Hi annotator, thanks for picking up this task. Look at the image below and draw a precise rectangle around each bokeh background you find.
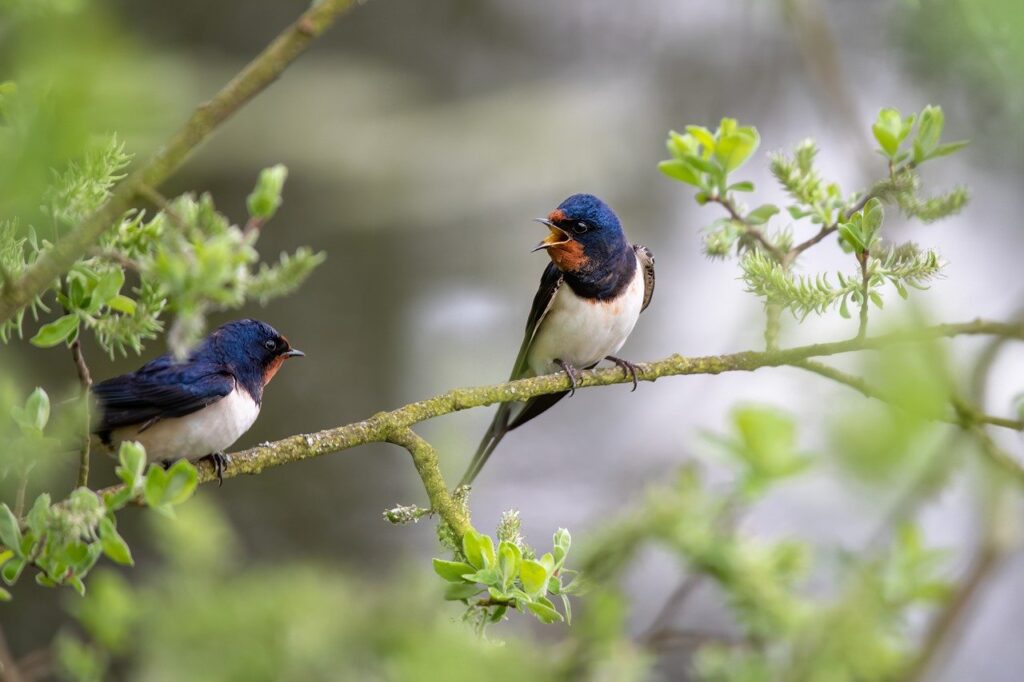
[3,0,1023,679]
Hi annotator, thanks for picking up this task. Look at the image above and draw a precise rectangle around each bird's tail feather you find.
[459,402,513,487]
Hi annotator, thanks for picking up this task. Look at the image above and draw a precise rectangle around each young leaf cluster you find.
[433,524,581,629]
[660,105,967,333]
[582,407,954,681]
[0,425,197,601]
[0,132,325,357]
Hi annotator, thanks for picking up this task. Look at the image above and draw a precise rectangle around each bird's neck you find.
[562,246,636,301]
[226,361,266,406]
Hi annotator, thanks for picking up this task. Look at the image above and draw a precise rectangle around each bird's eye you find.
[264,339,277,351]
[573,221,589,234]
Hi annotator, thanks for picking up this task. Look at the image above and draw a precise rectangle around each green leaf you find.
[99,517,134,566]
[90,269,125,311]
[462,530,488,570]
[30,314,79,347]
[162,460,198,505]
[728,181,755,192]
[926,140,968,160]
[106,294,137,315]
[914,105,944,163]
[497,541,522,590]
[746,204,779,226]
[526,600,563,624]
[25,387,50,432]
[116,441,147,490]
[2,558,24,585]
[553,528,571,568]
[432,559,475,583]
[685,125,716,152]
[714,126,760,174]
[658,159,702,187]
[0,504,21,553]
[871,108,904,157]
[0,587,9,601]
[246,164,289,220]
[461,568,500,586]
[519,559,549,597]
[838,223,866,253]
[143,466,168,508]
[862,197,884,238]
[443,582,482,601]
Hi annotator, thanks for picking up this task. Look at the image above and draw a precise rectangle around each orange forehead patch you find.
[547,209,567,223]
[547,239,589,272]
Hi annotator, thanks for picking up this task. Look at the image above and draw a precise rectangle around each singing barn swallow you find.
[459,193,654,486]
[91,319,304,484]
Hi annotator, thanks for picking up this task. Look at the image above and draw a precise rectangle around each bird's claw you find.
[554,358,580,397]
[606,355,641,391]
[203,452,229,487]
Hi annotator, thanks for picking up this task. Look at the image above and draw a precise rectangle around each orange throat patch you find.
[262,355,287,386]
[547,239,589,272]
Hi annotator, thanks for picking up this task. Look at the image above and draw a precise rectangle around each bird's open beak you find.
[283,348,305,358]
[531,218,571,252]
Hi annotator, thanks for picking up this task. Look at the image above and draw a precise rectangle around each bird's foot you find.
[554,358,581,396]
[606,355,641,392]
[201,452,229,487]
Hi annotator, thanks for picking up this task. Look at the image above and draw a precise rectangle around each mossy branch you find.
[89,318,1024,538]
[0,0,360,324]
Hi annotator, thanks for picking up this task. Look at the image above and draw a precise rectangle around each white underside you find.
[109,386,260,462]
[526,256,644,376]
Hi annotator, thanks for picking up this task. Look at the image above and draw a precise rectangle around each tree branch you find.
[90,319,1024,522]
[71,339,93,488]
[0,0,361,324]
[386,426,471,538]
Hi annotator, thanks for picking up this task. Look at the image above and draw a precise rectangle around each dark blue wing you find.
[92,354,234,435]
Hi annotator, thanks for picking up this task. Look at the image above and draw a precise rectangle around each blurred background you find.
[2,0,1023,679]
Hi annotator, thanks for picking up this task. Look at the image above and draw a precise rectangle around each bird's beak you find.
[531,218,571,252]
[283,348,305,358]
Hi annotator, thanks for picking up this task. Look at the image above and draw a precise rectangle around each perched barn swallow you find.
[91,319,304,483]
[459,193,654,486]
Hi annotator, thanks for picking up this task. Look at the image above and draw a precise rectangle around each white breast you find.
[110,386,260,462]
[526,256,645,376]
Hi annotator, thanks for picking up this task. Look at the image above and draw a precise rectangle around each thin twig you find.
[856,251,870,339]
[0,0,362,324]
[710,196,787,263]
[71,339,93,488]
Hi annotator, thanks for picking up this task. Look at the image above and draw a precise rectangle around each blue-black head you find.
[533,194,630,274]
[202,319,304,386]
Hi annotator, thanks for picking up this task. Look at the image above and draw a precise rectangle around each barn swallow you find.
[91,319,304,484]
[459,193,655,486]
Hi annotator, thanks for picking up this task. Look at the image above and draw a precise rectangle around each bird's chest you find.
[112,387,260,462]
[526,264,644,376]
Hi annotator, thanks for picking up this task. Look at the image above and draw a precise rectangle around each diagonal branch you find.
[0,0,361,324]
[386,427,471,538]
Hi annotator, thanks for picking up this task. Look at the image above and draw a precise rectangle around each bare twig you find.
[0,0,362,324]
[385,426,471,538]
[13,470,29,519]
[71,339,93,488]
[856,251,870,339]
[710,195,787,263]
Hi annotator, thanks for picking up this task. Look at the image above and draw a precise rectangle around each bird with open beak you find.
[460,193,655,486]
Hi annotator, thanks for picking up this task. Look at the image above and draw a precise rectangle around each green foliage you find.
[581,410,955,682]
[433,522,582,630]
[661,106,963,330]
[0,141,324,356]
[659,118,760,200]
[56,499,643,682]
[0,435,196,600]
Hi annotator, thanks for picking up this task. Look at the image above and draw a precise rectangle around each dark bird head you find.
[533,194,629,274]
[205,319,304,387]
